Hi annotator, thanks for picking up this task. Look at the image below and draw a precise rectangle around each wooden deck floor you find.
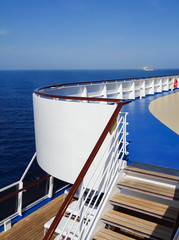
[0,194,65,240]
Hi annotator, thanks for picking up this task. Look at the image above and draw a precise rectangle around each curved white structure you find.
[33,75,179,183]
[33,96,116,184]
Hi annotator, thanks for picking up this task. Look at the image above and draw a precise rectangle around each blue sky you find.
[0,0,179,70]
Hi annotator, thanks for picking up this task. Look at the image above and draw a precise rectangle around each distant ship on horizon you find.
[143,66,153,71]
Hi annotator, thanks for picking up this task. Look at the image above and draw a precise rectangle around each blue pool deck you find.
[122,89,179,170]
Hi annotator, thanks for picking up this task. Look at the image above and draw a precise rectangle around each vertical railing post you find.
[123,114,127,155]
[131,81,135,99]
[48,176,54,198]
[17,181,23,216]
[171,78,174,92]
[166,77,169,91]
[140,88,142,99]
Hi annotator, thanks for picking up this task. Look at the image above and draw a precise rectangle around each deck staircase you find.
[93,163,179,240]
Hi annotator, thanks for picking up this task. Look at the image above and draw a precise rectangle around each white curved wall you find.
[33,94,116,184]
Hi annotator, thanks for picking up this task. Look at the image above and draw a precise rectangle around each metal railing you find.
[34,75,178,102]
[43,103,128,240]
[0,153,69,231]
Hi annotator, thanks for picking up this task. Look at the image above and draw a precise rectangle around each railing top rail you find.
[33,92,123,103]
[43,101,129,240]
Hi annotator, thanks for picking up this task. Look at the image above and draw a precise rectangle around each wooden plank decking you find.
[94,228,136,240]
[124,166,179,182]
[101,210,173,240]
[95,164,179,240]
[118,177,179,200]
[110,192,178,222]
[0,194,64,240]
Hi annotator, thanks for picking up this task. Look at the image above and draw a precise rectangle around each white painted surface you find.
[33,94,116,183]
[4,219,11,232]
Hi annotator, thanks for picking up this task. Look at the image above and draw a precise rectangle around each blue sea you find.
[1,69,179,188]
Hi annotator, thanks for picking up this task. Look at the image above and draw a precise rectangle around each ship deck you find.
[122,89,179,169]
[1,89,179,239]
[0,194,64,240]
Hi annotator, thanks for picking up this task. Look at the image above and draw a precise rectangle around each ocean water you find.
[1,69,179,188]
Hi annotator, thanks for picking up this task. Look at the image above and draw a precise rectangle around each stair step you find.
[110,192,178,222]
[93,228,136,240]
[118,177,179,200]
[102,210,173,240]
[125,163,179,183]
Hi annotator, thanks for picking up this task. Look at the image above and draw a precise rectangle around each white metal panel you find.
[33,94,116,184]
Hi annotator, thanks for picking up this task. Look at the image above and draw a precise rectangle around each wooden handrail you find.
[34,91,122,103]
[0,174,51,203]
[43,102,127,240]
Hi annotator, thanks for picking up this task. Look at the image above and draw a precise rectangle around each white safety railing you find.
[52,112,128,240]
[37,75,179,101]
[0,153,69,231]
